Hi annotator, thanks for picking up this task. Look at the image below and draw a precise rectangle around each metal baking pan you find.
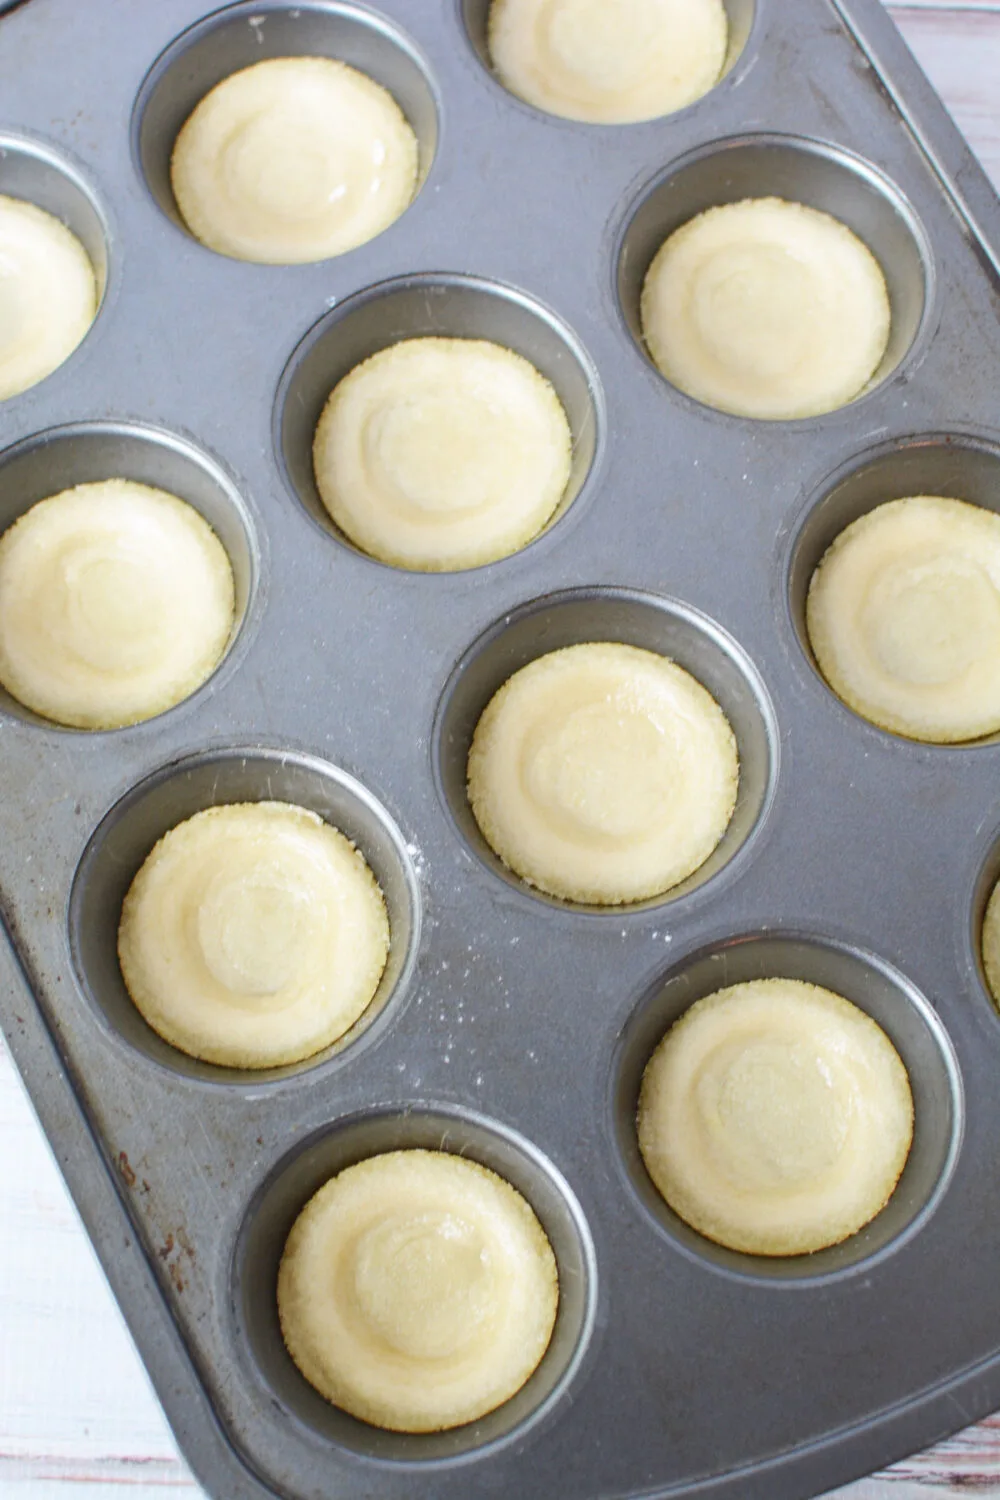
[1,1,1000,1496]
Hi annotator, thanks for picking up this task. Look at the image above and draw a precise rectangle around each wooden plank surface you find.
[890,4,1000,189]
[3,4,1000,1498]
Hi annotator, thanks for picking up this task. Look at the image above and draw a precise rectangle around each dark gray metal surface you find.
[1,1,1000,1497]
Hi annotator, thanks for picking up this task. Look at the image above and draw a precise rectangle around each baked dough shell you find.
[278,1149,558,1431]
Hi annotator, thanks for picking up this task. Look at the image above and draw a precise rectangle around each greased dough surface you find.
[640,197,891,420]
[119,802,389,1069]
[0,480,234,729]
[278,1149,558,1431]
[982,879,1000,1008]
[638,978,914,1256]
[313,338,572,571]
[807,495,1000,743]
[468,642,738,904]
[0,194,96,399]
[171,57,418,264]
[488,0,727,123]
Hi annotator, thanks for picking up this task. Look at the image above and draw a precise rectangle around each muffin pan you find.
[1,1,1000,1497]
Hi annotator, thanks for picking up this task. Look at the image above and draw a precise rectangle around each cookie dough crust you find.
[488,0,728,123]
[640,197,890,420]
[468,641,738,904]
[638,978,914,1256]
[0,479,234,729]
[313,337,572,571]
[278,1149,558,1431]
[0,194,96,399]
[171,57,418,263]
[807,495,1000,743]
[118,802,389,1068]
[983,878,1000,1009]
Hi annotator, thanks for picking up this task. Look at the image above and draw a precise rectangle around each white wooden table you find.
[3,5,1000,1498]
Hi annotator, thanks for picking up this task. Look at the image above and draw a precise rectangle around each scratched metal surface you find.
[1,2,1000,1499]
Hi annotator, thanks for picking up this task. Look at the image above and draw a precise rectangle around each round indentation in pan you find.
[233,1105,596,1460]
[787,430,1000,746]
[611,931,963,1283]
[0,421,257,729]
[70,748,420,1084]
[434,586,777,912]
[0,132,110,393]
[275,272,602,565]
[617,134,932,417]
[460,0,757,117]
[133,0,439,243]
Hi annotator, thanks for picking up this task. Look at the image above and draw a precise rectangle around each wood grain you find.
[3,5,1000,1498]
[0,1034,199,1495]
[890,5,1000,190]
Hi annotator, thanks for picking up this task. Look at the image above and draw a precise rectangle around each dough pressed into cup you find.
[0,479,234,729]
[640,197,890,420]
[807,495,1000,743]
[488,0,728,124]
[171,57,418,264]
[313,337,572,571]
[983,879,1000,1008]
[638,978,914,1256]
[467,641,738,904]
[277,1148,558,1432]
[0,194,96,399]
[118,802,389,1068]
